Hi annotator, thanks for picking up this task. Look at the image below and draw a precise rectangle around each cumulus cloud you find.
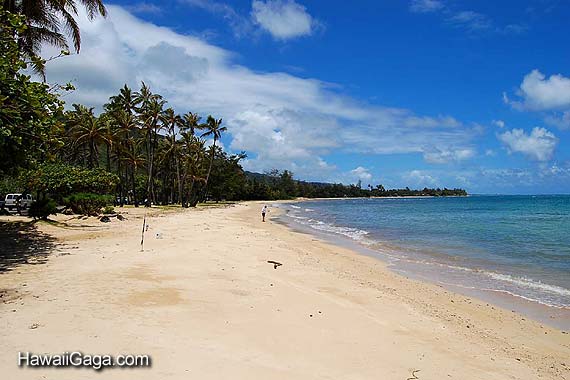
[497,127,558,161]
[505,70,570,111]
[350,167,373,182]
[504,70,570,131]
[403,170,438,187]
[251,0,317,40]
[41,5,477,181]
[409,0,444,13]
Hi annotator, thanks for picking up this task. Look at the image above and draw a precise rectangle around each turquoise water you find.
[280,195,570,309]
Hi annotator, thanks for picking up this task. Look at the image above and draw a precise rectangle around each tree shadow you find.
[0,221,57,273]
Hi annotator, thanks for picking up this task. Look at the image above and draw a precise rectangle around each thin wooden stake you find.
[140,214,146,252]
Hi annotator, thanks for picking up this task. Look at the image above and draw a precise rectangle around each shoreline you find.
[1,203,569,379]
[275,198,570,330]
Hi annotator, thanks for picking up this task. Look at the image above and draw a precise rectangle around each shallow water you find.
[277,196,570,323]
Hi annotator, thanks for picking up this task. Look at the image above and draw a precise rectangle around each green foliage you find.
[28,198,57,220]
[0,176,22,196]
[240,170,468,199]
[102,205,115,214]
[23,163,119,197]
[0,10,65,176]
[63,193,113,216]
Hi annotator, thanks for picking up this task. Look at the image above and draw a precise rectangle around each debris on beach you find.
[267,260,282,269]
[99,214,126,223]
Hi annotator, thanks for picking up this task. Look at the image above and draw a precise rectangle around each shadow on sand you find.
[0,221,57,273]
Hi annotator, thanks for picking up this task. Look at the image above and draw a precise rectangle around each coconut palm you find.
[4,0,107,72]
[179,132,206,207]
[120,140,145,207]
[160,108,183,203]
[200,116,226,199]
[137,93,165,206]
[181,112,202,136]
[108,85,139,115]
[67,104,108,168]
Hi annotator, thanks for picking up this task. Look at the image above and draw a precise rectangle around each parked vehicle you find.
[4,194,33,212]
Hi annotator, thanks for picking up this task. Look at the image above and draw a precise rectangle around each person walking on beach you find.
[261,205,269,222]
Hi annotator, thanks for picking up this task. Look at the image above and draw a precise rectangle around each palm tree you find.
[109,85,139,115]
[160,108,183,204]
[103,95,139,206]
[4,0,107,73]
[120,139,145,207]
[200,116,226,200]
[67,104,108,168]
[137,88,165,207]
[182,112,202,136]
[180,132,206,207]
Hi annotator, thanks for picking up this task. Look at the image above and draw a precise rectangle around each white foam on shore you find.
[282,203,570,309]
[396,258,570,308]
[284,209,370,242]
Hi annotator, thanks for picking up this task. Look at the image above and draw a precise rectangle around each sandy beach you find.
[0,202,569,379]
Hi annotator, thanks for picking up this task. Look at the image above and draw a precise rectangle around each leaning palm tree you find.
[4,0,107,72]
[200,116,226,200]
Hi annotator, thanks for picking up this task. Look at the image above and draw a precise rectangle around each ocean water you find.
[279,196,570,311]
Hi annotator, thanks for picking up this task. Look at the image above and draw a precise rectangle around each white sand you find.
[0,202,568,379]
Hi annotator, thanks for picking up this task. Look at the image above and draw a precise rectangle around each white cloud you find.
[446,11,492,31]
[503,69,570,111]
[42,5,478,181]
[182,0,253,38]
[545,111,570,130]
[492,119,505,128]
[506,70,570,111]
[350,167,372,182]
[403,170,438,187]
[497,127,558,161]
[423,147,475,164]
[409,0,444,13]
[251,0,317,40]
[126,2,162,14]
[505,70,570,131]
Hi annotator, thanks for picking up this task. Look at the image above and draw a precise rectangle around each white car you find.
[4,194,33,212]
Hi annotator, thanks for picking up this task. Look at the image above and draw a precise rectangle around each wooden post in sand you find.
[141,214,146,251]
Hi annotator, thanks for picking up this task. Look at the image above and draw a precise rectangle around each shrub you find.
[28,198,57,220]
[63,193,113,216]
[102,205,115,215]
[22,163,119,197]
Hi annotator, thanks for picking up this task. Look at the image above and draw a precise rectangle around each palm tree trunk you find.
[176,157,182,205]
[106,143,111,172]
[131,165,138,207]
[201,139,216,201]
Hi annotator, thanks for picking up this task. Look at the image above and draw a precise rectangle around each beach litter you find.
[267,260,282,269]
[407,369,420,380]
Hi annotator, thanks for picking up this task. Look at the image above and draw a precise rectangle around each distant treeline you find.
[239,170,467,200]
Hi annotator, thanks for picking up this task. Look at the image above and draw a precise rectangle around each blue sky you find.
[43,0,570,193]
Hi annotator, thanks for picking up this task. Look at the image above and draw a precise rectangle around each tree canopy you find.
[0,6,466,217]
